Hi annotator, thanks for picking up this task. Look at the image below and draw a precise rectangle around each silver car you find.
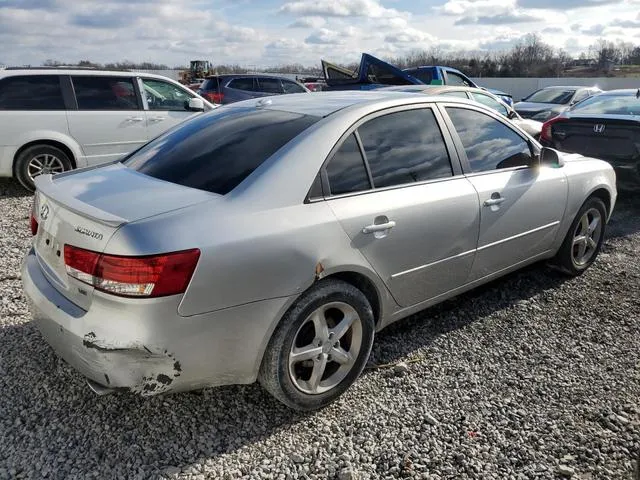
[22,91,617,411]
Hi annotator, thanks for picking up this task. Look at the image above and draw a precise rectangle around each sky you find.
[1,0,639,68]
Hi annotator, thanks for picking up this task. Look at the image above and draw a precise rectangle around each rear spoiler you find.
[35,174,127,227]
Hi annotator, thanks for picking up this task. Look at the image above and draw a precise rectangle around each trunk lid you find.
[32,163,216,310]
[551,115,640,163]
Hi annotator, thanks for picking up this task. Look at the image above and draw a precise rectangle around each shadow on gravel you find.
[0,178,31,198]
[606,194,640,239]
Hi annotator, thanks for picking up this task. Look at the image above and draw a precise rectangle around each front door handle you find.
[484,193,506,207]
[149,116,165,122]
[126,117,144,122]
[362,220,396,234]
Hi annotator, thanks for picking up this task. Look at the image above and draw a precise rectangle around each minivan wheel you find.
[551,196,607,276]
[259,279,375,411]
[15,145,72,192]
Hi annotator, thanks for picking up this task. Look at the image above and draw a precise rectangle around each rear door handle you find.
[149,116,165,122]
[362,221,396,234]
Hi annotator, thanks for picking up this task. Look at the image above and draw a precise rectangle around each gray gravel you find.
[1,177,639,480]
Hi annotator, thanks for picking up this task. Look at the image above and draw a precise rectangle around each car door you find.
[139,77,202,140]
[324,106,480,308]
[67,75,148,166]
[440,104,568,281]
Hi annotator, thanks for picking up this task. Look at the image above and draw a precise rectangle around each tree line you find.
[39,34,640,78]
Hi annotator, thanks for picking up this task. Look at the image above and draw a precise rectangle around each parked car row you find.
[23,89,617,410]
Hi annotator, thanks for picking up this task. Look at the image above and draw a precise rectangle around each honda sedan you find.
[22,91,616,411]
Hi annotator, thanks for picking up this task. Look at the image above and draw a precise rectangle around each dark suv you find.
[198,74,310,104]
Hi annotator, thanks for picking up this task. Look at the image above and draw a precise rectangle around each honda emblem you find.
[593,124,606,133]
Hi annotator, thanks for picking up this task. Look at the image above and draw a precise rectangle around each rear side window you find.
[446,107,532,172]
[228,78,256,91]
[258,78,283,94]
[0,75,65,110]
[123,109,320,195]
[72,76,138,110]
[446,72,472,87]
[200,78,221,92]
[357,109,453,188]
[470,92,509,116]
[326,134,371,195]
[282,80,306,94]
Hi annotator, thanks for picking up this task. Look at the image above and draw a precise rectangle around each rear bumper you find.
[21,247,294,395]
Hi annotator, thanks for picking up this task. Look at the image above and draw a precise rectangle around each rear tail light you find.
[30,198,38,236]
[540,116,566,143]
[203,92,224,104]
[63,245,200,298]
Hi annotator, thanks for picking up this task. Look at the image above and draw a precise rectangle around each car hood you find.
[514,101,565,112]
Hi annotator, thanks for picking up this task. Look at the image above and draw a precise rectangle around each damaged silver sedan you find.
[22,91,617,411]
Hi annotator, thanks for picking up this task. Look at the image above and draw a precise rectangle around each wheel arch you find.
[12,137,80,176]
[588,187,612,221]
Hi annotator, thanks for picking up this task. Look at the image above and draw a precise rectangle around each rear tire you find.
[258,279,375,411]
[551,196,607,276]
[15,145,72,192]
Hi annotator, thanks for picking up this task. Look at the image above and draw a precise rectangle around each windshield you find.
[570,93,640,116]
[123,108,320,195]
[524,89,576,104]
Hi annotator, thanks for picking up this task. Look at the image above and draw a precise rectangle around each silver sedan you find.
[22,91,617,411]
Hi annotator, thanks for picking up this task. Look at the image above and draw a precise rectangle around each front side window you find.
[258,78,283,94]
[471,92,509,117]
[358,109,453,188]
[123,109,320,195]
[446,107,532,172]
[0,75,65,110]
[326,134,371,195]
[142,78,193,111]
[72,76,138,110]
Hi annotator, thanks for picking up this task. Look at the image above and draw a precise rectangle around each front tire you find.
[259,279,375,411]
[15,145,72,192]
[552,196,607,276]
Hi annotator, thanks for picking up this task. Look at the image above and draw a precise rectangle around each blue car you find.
[321,53,513,105]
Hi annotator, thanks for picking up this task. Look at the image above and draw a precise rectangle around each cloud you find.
[279,0,407,19]
[541,27,566,33]
[305,28,345,45]
[288,16,326,28]
[455,12,542,25]
[610,18,640,28]
[517,0,614,8]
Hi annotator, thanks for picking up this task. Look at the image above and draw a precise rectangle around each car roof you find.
[380,85,484,95]
[0,68,181,82]
[594,88,640,96]
[226,90,477,118]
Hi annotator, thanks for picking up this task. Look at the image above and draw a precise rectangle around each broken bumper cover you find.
[21,248,294,396]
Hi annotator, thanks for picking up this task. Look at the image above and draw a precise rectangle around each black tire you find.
[258,278,375,411]
[14,144,73,192]
[551,196,607,276]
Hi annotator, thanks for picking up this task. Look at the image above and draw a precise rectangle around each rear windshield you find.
[122,108,320,195]
[524,89,575,104]
[404,69,434,84]
[570,93,640,116]
[199,78,222,92]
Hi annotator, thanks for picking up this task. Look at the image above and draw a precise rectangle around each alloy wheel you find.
[572,207,603,266]
[28,153,65,180]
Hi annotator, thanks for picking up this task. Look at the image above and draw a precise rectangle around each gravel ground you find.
[1,177,639,480]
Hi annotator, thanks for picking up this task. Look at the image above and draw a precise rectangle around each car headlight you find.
[531,110,559,121]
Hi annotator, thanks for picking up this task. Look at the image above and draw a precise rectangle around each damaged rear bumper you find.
[21,248,294,396]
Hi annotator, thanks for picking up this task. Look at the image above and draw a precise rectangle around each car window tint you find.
[282,80,306,94]
[357,109,453,188]
[258,78,283,94]
[446,107,532,172]
[326,134,371,195]
[446,72,471,87]
[123,109,320,195]
[470,92,508,116]
[228,78,255,91]
[142,78,192,111]
[0,75,65,110]
[72,76,138,110]
[440,91,469,98]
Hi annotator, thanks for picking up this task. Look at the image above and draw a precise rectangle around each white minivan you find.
[0,68,216,190]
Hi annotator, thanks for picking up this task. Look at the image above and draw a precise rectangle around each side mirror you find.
[187,97,205,112]
[507,110,517,119]
[539,147,565,168]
